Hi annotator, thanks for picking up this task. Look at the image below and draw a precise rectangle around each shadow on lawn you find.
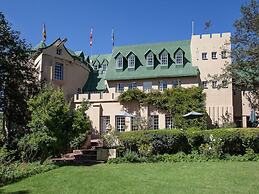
[0,189,30,194]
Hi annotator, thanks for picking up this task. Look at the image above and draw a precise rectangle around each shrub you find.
[0,161,58,186]
[117,128,259,158]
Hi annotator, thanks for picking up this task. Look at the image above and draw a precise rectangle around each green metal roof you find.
[32,41,47,51]
[105,40,199,81]
[83,54,112,92]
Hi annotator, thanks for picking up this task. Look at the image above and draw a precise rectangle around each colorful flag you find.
[90,28,93,47]
[112,28,115,48]
[42,24,46,41]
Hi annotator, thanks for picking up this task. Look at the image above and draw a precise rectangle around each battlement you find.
[192,32,231,40]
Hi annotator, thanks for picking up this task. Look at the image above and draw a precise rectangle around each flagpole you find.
[90,28,93,58]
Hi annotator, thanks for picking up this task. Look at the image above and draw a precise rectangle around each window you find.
[175,51,183,64]
[202,81,208,89]
[101,116,110,134]
[128,55,135,68]
[143,82,152,92]
[116,116,125,132]
[172,80,181,88]
[116,83,124,93]
[102,63,107,72]
[221,51,227,59]
[165,115,173,129]
[116,56,123,69]
[202,52,208,60]
[222,80,228,88]
[212,81,218,88]
[56,48,62,55]
[146,53,154,66]
[212,52,217,59]
[149,115,159,130]
[54,63,63,80]
[159,80,167,91]
[94,65,98,71]
[161,53,168,65]
[131,117,138,131]
[128,82,137,90]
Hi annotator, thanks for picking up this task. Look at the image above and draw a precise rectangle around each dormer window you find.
[128,54,135,69]
[116,55,123,69]
[146,53,154,67]
[102,63,107,72]
[161,53,168,65]
[175,51,183,64]
[56,48,62,55]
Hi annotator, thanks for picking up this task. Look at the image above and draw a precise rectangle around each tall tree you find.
[0,12,39,148]
[228,0,259,107]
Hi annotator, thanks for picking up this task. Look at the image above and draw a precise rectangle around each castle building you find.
[33,32,253,133]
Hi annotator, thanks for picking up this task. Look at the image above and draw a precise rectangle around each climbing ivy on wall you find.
[118,87,207,129]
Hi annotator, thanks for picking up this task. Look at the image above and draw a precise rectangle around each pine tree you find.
[0,12,39,148]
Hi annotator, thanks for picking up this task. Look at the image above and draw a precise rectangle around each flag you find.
[112,28,115,48]
[204,20,212,30]
[90,28,93,47]
[42,24,46,41]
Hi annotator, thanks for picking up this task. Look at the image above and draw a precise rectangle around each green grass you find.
[1,162,259,194]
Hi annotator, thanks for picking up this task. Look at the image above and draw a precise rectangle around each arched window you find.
[175,50,183,64]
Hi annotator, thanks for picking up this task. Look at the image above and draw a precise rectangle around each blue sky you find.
[1,0,247,55]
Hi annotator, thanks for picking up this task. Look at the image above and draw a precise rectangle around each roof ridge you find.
[114,39,190,49]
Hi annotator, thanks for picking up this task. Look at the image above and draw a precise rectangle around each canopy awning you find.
[116,111,135,117]
[183,111,203,118]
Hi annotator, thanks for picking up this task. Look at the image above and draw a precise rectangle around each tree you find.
[19,86,90,162]
[0,12,39,148]
[219,0,259,107]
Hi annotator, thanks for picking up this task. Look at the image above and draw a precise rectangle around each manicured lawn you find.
[1,162,259,194]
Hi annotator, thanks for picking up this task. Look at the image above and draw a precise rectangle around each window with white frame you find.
[172,80,181,88]
[128,54,135,68]
[165,115,173,129]
[212,81,218,88]
[116,83,124,93]
[175,51,183,64]
[149,115,159,130]
[116,116,125,132]
[221,51,227,59]
[102,63,107,72]
[202,81,208,89]
[143,81,152,92]
[202,52,208,60]
[131,117,138,131]
[116,55,123,69]
[161,52,168,65]
[100,116,110,134]
[128,82,137,90]
[159,80,167,91]
[146,53,154,66]
[212,52,217,59]
[54,63,64,80]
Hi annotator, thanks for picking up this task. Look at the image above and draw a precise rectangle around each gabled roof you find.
[173,47,185,57]
[84,54,112,92]
[126,51,136,58]
[158,48,169,57]
[144,49,154,57]
[105,40,199,81]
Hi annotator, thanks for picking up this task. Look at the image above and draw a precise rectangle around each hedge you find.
[117,128,259,158]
